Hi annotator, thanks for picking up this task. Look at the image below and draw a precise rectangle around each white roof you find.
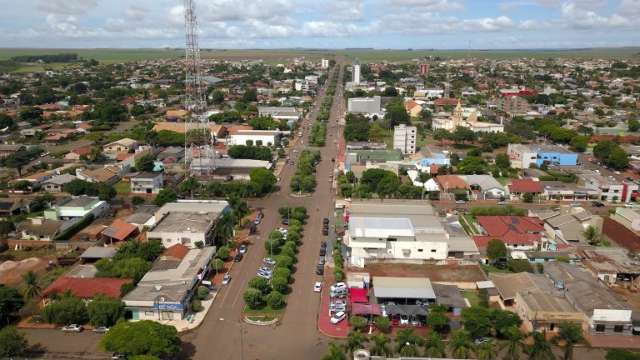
[349,217,414,238]
[373,277,436,299]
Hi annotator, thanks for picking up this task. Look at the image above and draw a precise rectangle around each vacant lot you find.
[361,263,487,282]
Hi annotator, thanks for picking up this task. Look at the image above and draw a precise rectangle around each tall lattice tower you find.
[184,0,214,176]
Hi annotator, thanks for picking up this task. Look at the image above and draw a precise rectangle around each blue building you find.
[535,145,578,167]
[417,153,451,168]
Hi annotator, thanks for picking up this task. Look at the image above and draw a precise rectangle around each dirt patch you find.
[0,257,49,286]
[359,263,487,283]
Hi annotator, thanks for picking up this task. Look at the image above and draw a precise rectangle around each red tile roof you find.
[509,179,543,193]
[476,216,543,245]
[435,175,468,191]
[102,220,138,242]
[434,98,459,106]
[42,277,130,299]
[163,244,190,260]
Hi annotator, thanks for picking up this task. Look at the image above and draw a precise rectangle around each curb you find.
[243,316,279,326]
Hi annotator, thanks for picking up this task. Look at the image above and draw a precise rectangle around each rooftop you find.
[42,277,130,299]
[373,276,436,299]
[151,212,215,234]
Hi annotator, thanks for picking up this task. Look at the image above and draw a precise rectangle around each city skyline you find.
[0,0,639,49]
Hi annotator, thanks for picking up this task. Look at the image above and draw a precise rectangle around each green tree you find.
[628,119,640,132]
[570,135,589,152]
[243,288,265,309]
[461,306,492,339]
[384,99,410,128]
[248,277,272,295]
[210,258,225,275]
[486,239,507,262]
[265,291,285,309]
[211,90,225,104]
[457,156,488,174]
[41,294,88,325]
[583,225,600,245]
[21,271,41,300]
[554,322,583,360]
[523,192,534,203]
[503,326,525,360]
[135,154,155,172]
[375,316,391,333]
[154,189,177,206]
[370,334,393,357]
[250,168,277,195]
[0,286,24,326]
[423,331,446,358]
[179,177,200,198]
[593,140,618,161]
[495,153,511,169]
[271,275,290,294]
[0,326,28,358]
[427,305,449,333]
[98,184,116,201]
[87,295,124,327]
[606,349,640,360]
[527,332,555,360]
[350,315,368,332]
[101,320,181,358]
[475,339,498,360]
[345,331,367,355]
[322,341,346,360]
[396,328,421,357]
[608,147,629,170]
[449,329,473,359]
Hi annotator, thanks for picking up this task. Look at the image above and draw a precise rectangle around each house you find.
[0,144,24,159]
[541,181,598,202]
[101,219,139,243]
[490,272,556,307]
[508,179,543,200]
[103,138,139,158]
[123,245,215,321]
[580,248,640,286]
[432,283,467,315]
[130,172,164,194]
[148,200,229,248]
[64,145,92,162]
[474,216,545,251]
[515,289,585,333]
[80,246,117,263]
[16,171,53,188]
[344,200,477,267]
[404,100,423,118]
[44,196,108,221]
[434,175,469,199]
[462,175,506,200]
[76,165,122,185]
[42,174,77,193]
[507,144,578,169]
[16,218,63,241]
[165,109,189,121]
[0,198,30,218]
[41,277,130,304]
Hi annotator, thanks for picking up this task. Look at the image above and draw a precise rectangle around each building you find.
[347,96,381,115]
[474,216,545,251]
[345,200,477,267]
[123,245,215,321]
[353,63,361,85]
[578,172,638,203]
[17,218,63,241]
[533,207,601,244]
[189,158,272,181]
[419,63,429,76]
[321,59,329,69]
[515,290,585,333]
[41,277,130,304]
[257,106,301,127]
[76,165,122,185]
[508,179,544,200]
[507,144,578,169]
[462,175,506,200]
[131,172,164,194]
[42,174,77,193]
[103,138,139,158]
[227,130,287,147]
[148,200,229,248]
[44,196,108,221]
[499,96,530,115]
[101,219,139,243]
[432,100,503,133]
[393,124,417,155]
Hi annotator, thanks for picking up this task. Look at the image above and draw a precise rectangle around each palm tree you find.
[503,326,525,360]
[476,339,498,360]
[554,322,583,360]
[322,341,346,360]
[527,332,555,360]
[424,332,446,358]
[370,334,393,357]
[346,331,367,356]
[396,328,421,357]
[22,271,41,299]
[449,329,474,359]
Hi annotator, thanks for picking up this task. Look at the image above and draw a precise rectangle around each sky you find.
[0,0,639,49]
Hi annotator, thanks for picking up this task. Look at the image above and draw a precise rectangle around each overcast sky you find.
[0,0,639,49]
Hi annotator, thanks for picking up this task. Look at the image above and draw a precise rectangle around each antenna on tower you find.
[184,0,214,177]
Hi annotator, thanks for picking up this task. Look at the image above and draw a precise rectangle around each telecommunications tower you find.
[184,0,214,176]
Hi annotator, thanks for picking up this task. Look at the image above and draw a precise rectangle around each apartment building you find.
[393,124,417,155]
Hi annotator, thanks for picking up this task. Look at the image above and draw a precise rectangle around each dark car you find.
[319,248,326,257]
[282,218,289,225]
[320,241,327,249]
[323,218,330,225]
[322,228,329,236]
[591,201,605,207]
[316,265,324,275]
[234,253,243,262]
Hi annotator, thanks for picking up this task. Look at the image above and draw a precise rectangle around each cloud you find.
[389,0,463,11]
[561,1,633,28]
[326,0,364,20]
[619,0,640,15]
[125,5,146,20]
[38,0,98,15]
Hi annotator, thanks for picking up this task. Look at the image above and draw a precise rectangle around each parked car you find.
[282,218,289,225]
[592,201,605,207]
[93,326,109,333]
[322,228,329,236]
[314,282,322,292]
[222,274,231,285]
[263,257,276,266]
[112,353,126,360]
[234,253,243,262]
[62,324,83,332]
[455,200,466,204]
[320,241,327,249]
[318,259,326,266]
[331,282,347,292]
[319,248,326,257]
[316,265,324,276]
[239,244,247,254]
[330,311,346,324]
[323,218,330,225]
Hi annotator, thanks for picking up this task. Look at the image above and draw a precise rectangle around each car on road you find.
[263,257,276,266]
[234,253,243,262]
[93,326,110,333]
[61,324,83,332]
[222,273,231,285]
[316,264,324,275]
[320,241,327,249]
[322,228,329,236]
[591,201,605,207]
[314,282,322,292]
[323,218,330,225]
[319,248,326,257]
[330,311,346,324]
[318,259,326,266]
[455,200,466,204]
[239,244,247,254]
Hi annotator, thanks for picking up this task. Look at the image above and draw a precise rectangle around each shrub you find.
[265,291,286,309]
[196,286,209,300]
[334,268,345,282]
[350,315,368,332]
[243,288,265,310]
[216,246,231,261]
[375,316,391,333]
[248,277,272,295]
[271,275,290,294]
[274,255,294,270]
[191,299,202,312]
[273,267,291,282]
[41,295,88,325]
[87,295,124,327]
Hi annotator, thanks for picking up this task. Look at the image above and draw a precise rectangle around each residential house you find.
[76,165,122,185]
[0,198,31,218]
[42,174,77,193]
[463,175,506,200]
[532,207,601,245]
[508,179,543,200]
[44,196,108,221]
[64,145,92,162]
[580,248,640,286]
[0,144,24,159]
[130,172,164,194]
[17,218,63,241]
[474,216,545,251]
[404,100,423,118]
[101,219,139,243]
[434,175,469,200]
[103,138,139,158]
[41,277,130,305]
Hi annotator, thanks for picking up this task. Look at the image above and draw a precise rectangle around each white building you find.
[44,196,108,221]
[130,172,164,194]
[393,124,417,155]
[345,200,478,267]
[227,130,288,147]
[353,63,361,85]
[507,143,538,169]
[347,96,381,115]
[321,59,329,69]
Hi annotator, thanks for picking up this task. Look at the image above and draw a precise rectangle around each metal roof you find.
[373,276,435,299]
[349,217,414,239]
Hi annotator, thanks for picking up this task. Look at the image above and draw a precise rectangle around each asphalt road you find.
[181,64,345,360]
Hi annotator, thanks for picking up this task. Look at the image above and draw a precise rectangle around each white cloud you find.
[326,0,364,21]
[38,0,98,15]
[619,0,640,15]
[561,1,633,28]
[125,5,146,20]
[389,0,463,11]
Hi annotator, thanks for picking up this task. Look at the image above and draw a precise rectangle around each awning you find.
[384,303,428,316]
[352,303,382,316]
[350,288,368,304]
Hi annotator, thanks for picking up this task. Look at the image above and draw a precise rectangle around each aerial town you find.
[2,2,640,360]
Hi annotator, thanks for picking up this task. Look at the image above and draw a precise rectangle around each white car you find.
[330,311,346,324]
[222,273,231,285]
[314,282,322,292]
[61,324,83,332]
[330,282,347,293]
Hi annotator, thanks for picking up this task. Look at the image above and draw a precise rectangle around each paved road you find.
[181,64,346,360]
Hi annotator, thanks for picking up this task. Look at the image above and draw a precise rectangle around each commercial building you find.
[130,172,164,194]
[432,100,503,133]
[44,196,108,221]
[321,58,329,69]
[507,144,578,169]
[189,158,272,181]
[257,106,302,127]
[344,200,477,267]
[393,124,417,155]
[148,200,229,248]
[578,172,638,203]
[347,96,381,115]
[227,129,287,147]
[123,245,215,321]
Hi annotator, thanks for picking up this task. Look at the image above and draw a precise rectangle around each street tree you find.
[87,295,124,327]
[21,271,41,299]
[243,288,265,309]
[101,320,181,358]
[0,326,28,358]
[0,286,24,326]
[448,329,473,359]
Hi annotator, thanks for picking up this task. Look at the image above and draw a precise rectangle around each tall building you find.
[353,63,361,85]
[393,124,417,155]
[321,59,329,69]
[419,63,429,76]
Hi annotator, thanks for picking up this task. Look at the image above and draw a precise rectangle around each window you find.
[431,249,437,253]
[614,325,624,333]
[417,249,423,252]
[595,324,606,332]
